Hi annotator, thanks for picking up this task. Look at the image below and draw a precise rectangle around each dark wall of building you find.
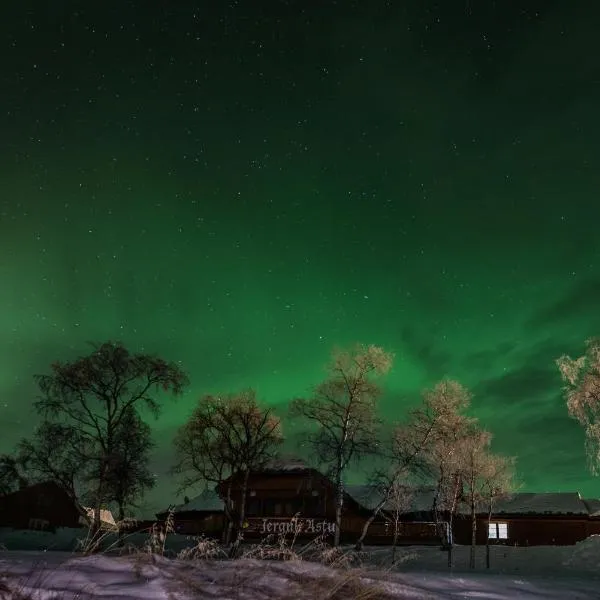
[0,481,82,531]
[164,471,600,547]
[173,513,224,536]
[587,519,600,537]
[223,471,336,521]
[451,516,589,546]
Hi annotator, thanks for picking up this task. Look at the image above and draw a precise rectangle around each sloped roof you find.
[81,507,116,525]
[259,458,312,473]
[492,492,588,515]
[160,488,224,515]
[346,486,592,517]
[345,485,436,513]
[583,499,600,517]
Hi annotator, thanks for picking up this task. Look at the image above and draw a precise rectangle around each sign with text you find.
[246,517,336,536]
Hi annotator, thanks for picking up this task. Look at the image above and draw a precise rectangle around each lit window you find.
[498,523,508,539]
[488,522,508,540]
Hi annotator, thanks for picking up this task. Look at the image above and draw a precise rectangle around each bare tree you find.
[459,428,493,570]
[383,475,413,564]
[104,406,156,545]
[290,344,393,546]
[355,380,471,550]
[0,454,28,496]
[17,422,91,506]
[481,454,517,569]
[557,338,600,475]
[21,341,188,545]
[419,380,478,568]
[172,389,283,556]
[172,398,234,543]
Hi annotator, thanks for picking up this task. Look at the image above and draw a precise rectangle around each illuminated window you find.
[488,522,508,540]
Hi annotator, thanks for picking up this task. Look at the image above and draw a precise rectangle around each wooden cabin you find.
[158,463,600,547]
[0,481,115,532]
[215,459,338,540]
[385,490,594,547]
[452,492,593,547]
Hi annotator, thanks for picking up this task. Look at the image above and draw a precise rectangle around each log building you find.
[157,460,600,547]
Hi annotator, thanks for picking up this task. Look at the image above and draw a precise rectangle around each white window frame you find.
[488,521,508,540]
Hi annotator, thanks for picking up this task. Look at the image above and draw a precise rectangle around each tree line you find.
[1,338,599,565]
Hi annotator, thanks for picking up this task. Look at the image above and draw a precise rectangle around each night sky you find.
[2,0,600,517]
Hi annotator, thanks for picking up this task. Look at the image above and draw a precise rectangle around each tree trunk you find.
[355,489,390,551]
[447,475,460,569]
[230,469,250,558]
[486,498,492,569]
[222,481,234,545]
[391,514,400,564]
[88,455,110,554]
[432,473,444,545]
[117,503,125,548]
[469,491,477,569]
[334,470,344,547]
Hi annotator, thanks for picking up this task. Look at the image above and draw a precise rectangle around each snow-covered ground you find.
[1,528,600,599]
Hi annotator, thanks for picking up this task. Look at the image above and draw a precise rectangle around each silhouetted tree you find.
[290,344,393,546]
[0,454,28,496]
[104,406,156,545]
[17,422,89,504]
[172,389,283,557]
[19,341,188,548]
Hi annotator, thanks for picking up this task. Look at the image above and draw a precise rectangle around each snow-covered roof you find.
[346,486,594,517]
[162,488,224,515]
[583,499,600,517]
[260,458,312,473]
[493,493,588,516]
[346,485,436,513]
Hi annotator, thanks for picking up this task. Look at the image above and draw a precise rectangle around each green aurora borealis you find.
[2,1,600,516]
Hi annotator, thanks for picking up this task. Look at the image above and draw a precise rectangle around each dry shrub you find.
[142,509,174,556]
[176,535,226,560]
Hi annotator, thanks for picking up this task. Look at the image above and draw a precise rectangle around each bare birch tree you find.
[459,428,493,570]
[480,454,517,569]
[355,379,473,550]
[419,380,479,568]
[289,344,393,546]
[557,337,600,475]
[383,477,413,564]
[457,429,518,570]
[172,389,283,556]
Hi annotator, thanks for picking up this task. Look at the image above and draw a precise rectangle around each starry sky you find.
[2,0,600,517]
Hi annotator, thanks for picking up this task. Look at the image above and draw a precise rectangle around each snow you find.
[165,488,224,514]
[2,529,600,599]
[493,492,588,516]
[345,487,595,516]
